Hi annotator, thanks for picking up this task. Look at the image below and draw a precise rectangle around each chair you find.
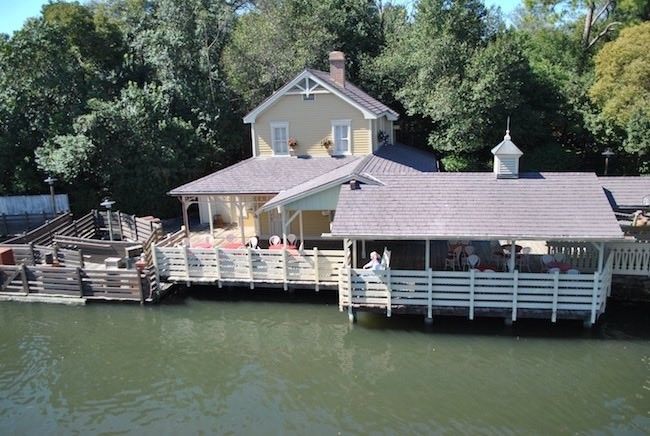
[547,267,560,274]
[225,233,236,243]
[464,245,475,256]
[553,252,565,263]
[269,235,281,246]
[541,254,554,271]
[518,247,531,272]
[287,233,297,246]
[566,268,580,274]
[467,254,480,269]
[445,245,463,270]
[249,236,259,249]
[483,269,495,273]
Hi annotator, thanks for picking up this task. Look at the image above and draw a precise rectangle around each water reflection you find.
[0,287,647,434]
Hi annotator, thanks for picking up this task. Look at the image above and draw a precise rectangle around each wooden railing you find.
[95,210,162,242]
[548,241,650,276]
[153,245,345,290]
[339,261,613,324]
[0,264,152,303]
[0,243,84,268]
[0,212,58,236]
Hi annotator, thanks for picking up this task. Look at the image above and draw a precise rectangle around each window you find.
[331,120,351,155]
[270,122,289,156]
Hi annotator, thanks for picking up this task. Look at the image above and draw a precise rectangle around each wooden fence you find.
[1,212,58,236]
[0,264,154,302]
[339,253,613,324]
[154,245,345,290]
[95,210,161,242]
[548,240,650,276]
[0,243,84,268]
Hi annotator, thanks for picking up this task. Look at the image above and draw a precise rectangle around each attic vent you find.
[303,94,314,101]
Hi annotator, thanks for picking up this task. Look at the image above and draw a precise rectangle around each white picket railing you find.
[339,253,613,324]
[548,241,650,276]
[153,245,345,290]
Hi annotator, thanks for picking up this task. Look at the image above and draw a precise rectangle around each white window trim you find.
[270,121,289,156]
[331,119,352,156]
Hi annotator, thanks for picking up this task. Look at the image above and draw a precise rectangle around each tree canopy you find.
[0,0,648,216]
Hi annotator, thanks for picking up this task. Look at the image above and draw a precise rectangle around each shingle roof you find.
[260,159,380,211]
[307,69,399,119]
[599,176,650,209]
[168,156,359,196]
[258,144,437,210]
[331,172,624,241]
[357,143,438,175]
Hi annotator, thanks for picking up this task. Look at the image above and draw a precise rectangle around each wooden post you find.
[597,242,604,273]
[214,248,222,288]
[238,198,246,245]
[76,267,84,298]
[590,272,599,325]
[78,249,85,269]
[248,247,254,289]
[386,268,392,317]
[183,244,190,286]
[281,206,287,246]
[352,239,357,268]
[512,270,518,321]
[551,270,559,323]
[282,248,289,291]
[207,197,214,240]
[151,242,162,290]
[133,214,139,241]
[361,240,366,259]
[469,268,475,320]
[181,197,190,239]
[347,267,353,316]
[314,247,320,292]
[427,267,433,320]
[425,239,430,269]
[52,242,59,264]
[509,240,516,272]
[29,242,36,265]
[298,209,304,249]
[20,264,29,295]
[117,211,124,240]
[73,220,78,237]
[137,269,145,304]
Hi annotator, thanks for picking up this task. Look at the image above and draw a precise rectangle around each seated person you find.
[363,251,383,270]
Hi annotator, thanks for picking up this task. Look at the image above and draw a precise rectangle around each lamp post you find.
[100,198,116,241]
[602,148,615,176]
[44,175,57,216]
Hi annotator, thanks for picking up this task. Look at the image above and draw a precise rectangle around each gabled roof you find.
[257,144,437,211]
[331,172,624,241]
[259,159,381,212]
[243,69,398,123]
[599,176,650,209]
[168,156,359,196]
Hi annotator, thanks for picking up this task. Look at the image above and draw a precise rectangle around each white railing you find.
[548,241,650,276]
[153,245,345,290]
[339,263,613,324]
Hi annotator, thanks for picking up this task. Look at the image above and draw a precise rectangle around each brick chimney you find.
[329,51,345,87]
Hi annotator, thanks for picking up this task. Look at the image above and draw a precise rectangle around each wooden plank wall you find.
[95,211,162,242]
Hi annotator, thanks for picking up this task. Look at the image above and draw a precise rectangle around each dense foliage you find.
[0,0,648,216]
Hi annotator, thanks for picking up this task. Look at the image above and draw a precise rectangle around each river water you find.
[0,289,648,434]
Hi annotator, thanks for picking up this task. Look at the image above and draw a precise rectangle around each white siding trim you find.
[251,123,257,157]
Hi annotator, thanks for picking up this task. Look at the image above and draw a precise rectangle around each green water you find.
[0,290,648,435]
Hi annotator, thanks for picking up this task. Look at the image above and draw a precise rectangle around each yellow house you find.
[169,51,437,247]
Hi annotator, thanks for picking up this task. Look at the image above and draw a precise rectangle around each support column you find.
[509,240,517,272]
[237,196,245,244]
[181,197,190,239]
[207,196,214,240]
[425,239,430,269]
[352,239,358,268]
[597,242,605,273]
[281,206,287,245]
[298,209,304,249]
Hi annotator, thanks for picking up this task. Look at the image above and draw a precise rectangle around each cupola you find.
[491,122,523,179]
